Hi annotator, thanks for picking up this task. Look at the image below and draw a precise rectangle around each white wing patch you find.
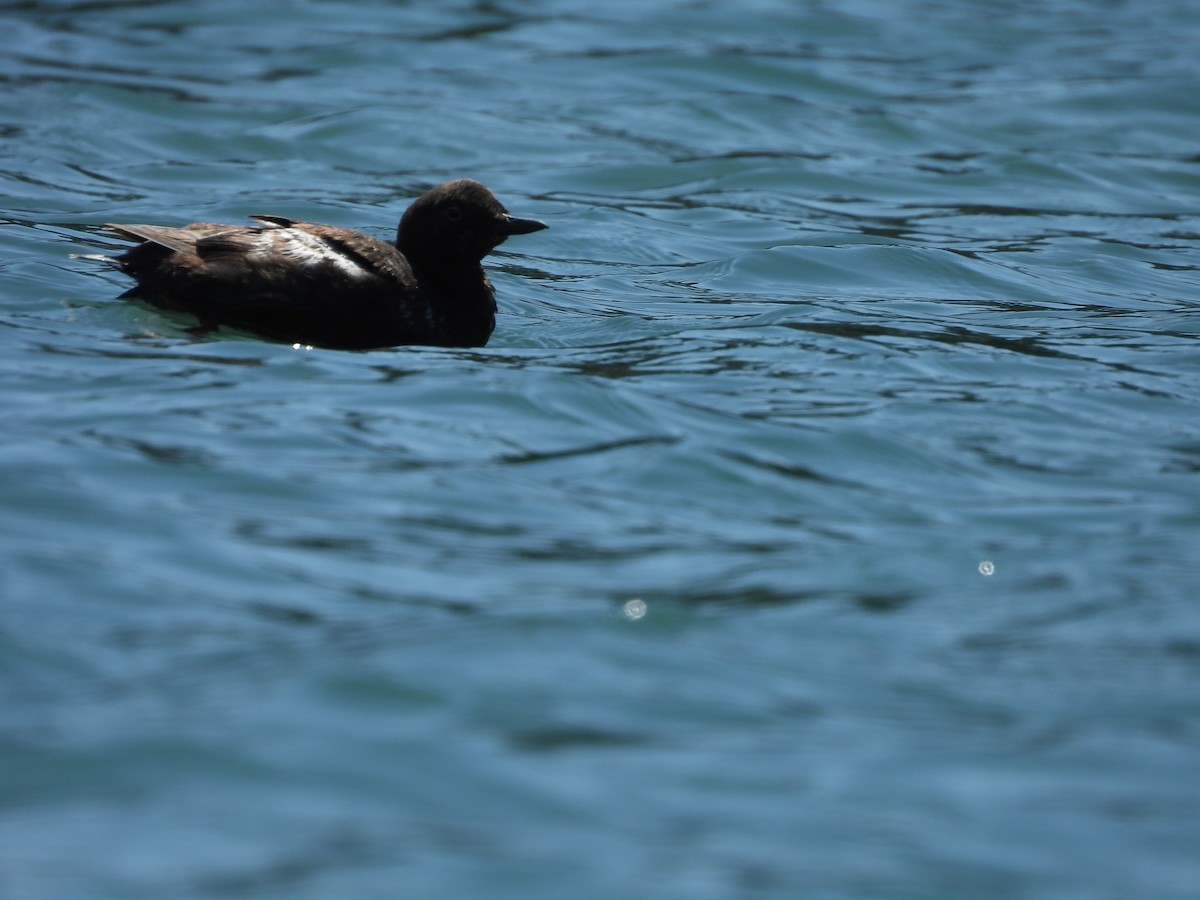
[253,229,369,280]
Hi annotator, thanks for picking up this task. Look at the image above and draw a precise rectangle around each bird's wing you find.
[254,220,416,286]
[106,223,235,254]
[110,219,416,290]
[248,215,296,228]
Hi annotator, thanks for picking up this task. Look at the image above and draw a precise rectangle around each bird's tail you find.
[70,252,122,265]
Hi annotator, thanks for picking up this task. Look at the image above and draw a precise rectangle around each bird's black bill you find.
[502,215,548,235]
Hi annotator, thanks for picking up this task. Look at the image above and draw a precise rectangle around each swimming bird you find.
[98,179,547,350]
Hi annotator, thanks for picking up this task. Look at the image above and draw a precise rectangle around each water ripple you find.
[5,1,1200,897]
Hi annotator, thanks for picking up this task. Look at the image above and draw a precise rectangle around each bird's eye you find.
[444,206,463,222]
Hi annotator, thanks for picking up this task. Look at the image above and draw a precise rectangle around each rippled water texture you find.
[4,1,1200,897]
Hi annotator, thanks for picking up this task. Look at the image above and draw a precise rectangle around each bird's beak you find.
[501,215,548,235]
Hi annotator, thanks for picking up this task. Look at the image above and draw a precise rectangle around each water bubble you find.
[979,560,995,576]
[621,598,647,621]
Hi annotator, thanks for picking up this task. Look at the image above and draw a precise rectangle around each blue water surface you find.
[3,0,1200,897]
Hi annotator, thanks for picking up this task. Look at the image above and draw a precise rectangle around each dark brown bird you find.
[98,179,547,350]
